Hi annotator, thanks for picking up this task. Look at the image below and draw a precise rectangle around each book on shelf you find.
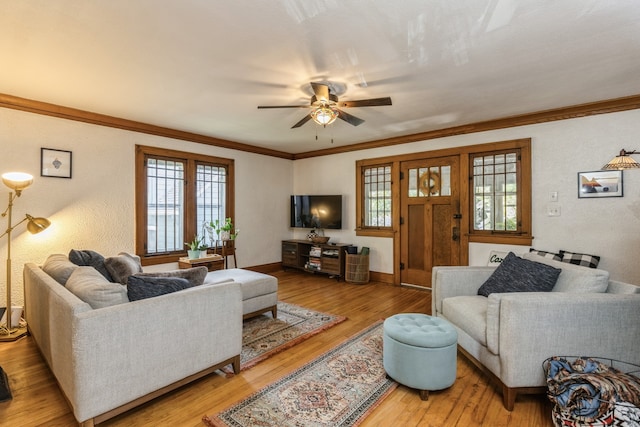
[309,246,322,257]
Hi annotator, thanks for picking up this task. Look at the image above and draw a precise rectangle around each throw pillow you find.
[68,249,113,281]
[133,266,208,287]
[478,252,561,297]
[65,267,129,309]
[487,250,509,267]
[104,252,143,285]
[522,252,609,293]
[127,275,193,301]
[528,248,562,261]
[42,254,78,285]
[559,250,601,268]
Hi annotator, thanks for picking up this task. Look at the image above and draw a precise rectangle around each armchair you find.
[431,260,640,410]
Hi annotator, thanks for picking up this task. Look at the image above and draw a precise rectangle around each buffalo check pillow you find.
[559,250,601,268]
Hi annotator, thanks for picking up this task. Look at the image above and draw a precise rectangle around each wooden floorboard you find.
[0,270,554,426]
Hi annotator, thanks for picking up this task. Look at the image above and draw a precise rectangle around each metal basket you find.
[543,356,640,427]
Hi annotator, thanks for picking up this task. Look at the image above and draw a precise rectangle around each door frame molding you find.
[356,138,531,286]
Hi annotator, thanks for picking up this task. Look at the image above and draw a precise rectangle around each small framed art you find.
[41,148,72,179]
[578,170,622,198]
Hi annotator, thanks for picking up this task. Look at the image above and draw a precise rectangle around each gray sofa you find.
[23,254,276,426]
[432,252,640,410]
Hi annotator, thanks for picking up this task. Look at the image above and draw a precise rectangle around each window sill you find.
[468,234,533,246]
[355,228,395,238]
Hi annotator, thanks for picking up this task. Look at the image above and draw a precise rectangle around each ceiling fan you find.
[257,82,392,128]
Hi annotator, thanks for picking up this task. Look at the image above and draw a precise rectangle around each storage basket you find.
[345,254,369,284]
[543,356,640,427]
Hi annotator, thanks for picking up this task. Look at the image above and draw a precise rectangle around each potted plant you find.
[185,235,206,259]
[219,217,233,241]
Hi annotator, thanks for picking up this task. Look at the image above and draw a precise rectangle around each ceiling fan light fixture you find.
[311,105,338,126]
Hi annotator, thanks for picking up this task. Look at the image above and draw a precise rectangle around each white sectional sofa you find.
[431,252,640,410]
[23,252,278,426]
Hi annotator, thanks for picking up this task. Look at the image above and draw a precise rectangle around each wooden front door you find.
[400,156,461,287]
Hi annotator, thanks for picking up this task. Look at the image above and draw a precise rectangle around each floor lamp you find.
[0,172,50,342]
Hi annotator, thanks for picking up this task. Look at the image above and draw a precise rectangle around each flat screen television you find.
[290,195,342,229]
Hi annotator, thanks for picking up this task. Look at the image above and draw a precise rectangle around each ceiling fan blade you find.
[291,114,312,128]
[257,105,309,109]
[336,108,364,126]
[338,97,392,108]
[310,82,330,102]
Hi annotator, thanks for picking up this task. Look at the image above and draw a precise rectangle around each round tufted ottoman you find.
[383,313,457,400]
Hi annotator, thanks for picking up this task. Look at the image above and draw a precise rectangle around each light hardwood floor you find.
[0,270,554,426]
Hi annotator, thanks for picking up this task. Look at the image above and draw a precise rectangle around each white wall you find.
[2,106,639,308]
[293,109,640,283]
[0,108,293,306]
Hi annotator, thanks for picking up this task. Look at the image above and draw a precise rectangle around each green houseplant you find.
[185,235,207,259]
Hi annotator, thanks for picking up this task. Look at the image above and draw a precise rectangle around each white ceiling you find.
[1,1,640,154]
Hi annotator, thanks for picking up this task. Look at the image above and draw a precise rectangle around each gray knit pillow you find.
[478,252,561,297]
[127,275,192,301]
[133,267,207,287]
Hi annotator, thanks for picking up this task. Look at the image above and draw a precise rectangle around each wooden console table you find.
[178,254,224,272]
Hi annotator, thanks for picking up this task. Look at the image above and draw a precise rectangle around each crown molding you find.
[2,92,639,161]
[0,93,294,160]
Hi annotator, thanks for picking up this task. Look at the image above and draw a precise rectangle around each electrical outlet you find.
[547,205,561,217]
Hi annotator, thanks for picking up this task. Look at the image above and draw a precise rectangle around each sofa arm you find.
[431,266,495,315]
[494,292,640,388]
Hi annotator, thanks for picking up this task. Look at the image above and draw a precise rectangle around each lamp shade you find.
[601,150,640,170]
[311,105,338,126]
[26,215,51,234]
[2,172,33,192]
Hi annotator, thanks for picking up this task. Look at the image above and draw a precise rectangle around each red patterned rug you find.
[236,301,346,371]
[205,322,396,427]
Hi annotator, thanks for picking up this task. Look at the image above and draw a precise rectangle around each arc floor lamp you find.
[0,172,50,342]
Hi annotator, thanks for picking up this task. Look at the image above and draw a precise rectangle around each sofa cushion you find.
[66,266,129,308]
[559,250,601,268]
[478,252,561,297]
[68,249,113,281]
[127,275,193,301]
[522,252,609,293]
[209,268,277,300]
[105,252,143,285]
[42,254,78,285]
[442,295,488,347]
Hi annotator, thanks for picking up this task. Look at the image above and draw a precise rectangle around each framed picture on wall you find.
[578,170,623,198]
[41,148,72,179]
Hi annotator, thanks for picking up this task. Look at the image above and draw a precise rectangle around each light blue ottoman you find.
[383,313,457,400]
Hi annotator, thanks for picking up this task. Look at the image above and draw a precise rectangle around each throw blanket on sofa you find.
[543,357,640,426]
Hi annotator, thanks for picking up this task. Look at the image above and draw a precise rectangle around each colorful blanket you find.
[543,357,640,426]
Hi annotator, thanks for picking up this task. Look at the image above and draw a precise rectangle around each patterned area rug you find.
[205,322,396,427]
[237,301,346,371]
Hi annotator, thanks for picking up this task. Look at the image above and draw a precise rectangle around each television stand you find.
[281,239,351,280]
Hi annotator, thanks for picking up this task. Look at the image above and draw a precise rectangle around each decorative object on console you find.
[578,170,623,198]
[602,149,640,170]
[185,234,207,259]
[41,147,72,178]
[1,172,50,341]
